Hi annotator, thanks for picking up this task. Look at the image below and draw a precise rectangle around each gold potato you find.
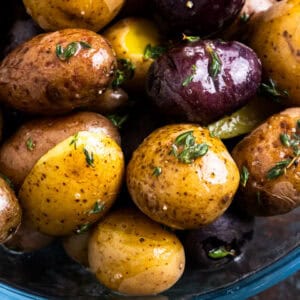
[127,124,240,229]
[19,131,124,236]
[23,0,125,32]
[247,0,300,106]
[0,111,120,190]
[88,207,185,296]
[0,29,116,115]
[0,177,22,243]
[232,107,300,216]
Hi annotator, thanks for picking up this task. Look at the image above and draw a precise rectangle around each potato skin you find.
[0,177,22,243]
[247,0,300,106]
[232,107,300,216]
[0,112,120,190]
[0,29,116,115]
[127,124,240,229]
[19,131,124,236]
[23,0,125,32]
[88,208,185,296]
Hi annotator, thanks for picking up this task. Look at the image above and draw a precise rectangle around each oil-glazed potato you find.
[127,124,240,229]
[23,0,125,32]
[247,0,300,106]
[0,29,116,115]
[19,131,124,236]
[0,112,120,190]
[88,208,185,296]
[232,107,300,216]
[104,18,162,90]
[0,177,22,243]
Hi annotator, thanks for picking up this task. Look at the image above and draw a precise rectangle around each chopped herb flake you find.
[207,45,222,78]
[26,137,35,151]
[240,12,250,23]
[56,41,91,61]
[69,133,79,149]
[75,223,91,234]
[152,167,162,177]
[182,65,197,87]
[240,166,249,187]
[107,114,128,129]
[0,173,14,190]
[112,58,135,88]
[182,34,200,42]
[208,247,235,259]
[260,78,289,102]
[144,44,166,60]
[83,148,94,167]
[89,200,105,215]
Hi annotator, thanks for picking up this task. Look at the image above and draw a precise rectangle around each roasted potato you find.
[0,177,22,243]
[247,0,300,106]
[127,124,240,229]
[0,112,120,190]
[23,0,125,32]
[0,29,116,115]
[88,207,185,296]
[232,107,300,216]
[19,131,124,236]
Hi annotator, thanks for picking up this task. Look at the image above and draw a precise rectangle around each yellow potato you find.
[23,0,125,32]
[127,124,240,229]
[88,207,185,296]
[247,0,300,106]
[104,17,162,90]
[19,131,124,236]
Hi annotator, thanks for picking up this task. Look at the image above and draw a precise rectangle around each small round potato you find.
[232,107,300,216]
[0,177,22,243]
[88,208,185,296]
[23,0,125,32]
[19,131,124,236]
[104,18,162,90]
[0,111,120,190]
[0,29,116,115]
[127,124,240,229]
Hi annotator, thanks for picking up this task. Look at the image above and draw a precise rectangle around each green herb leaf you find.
[75,223,91,234]
[56,41,91,61]
[83,148,94,167]
[260,78,289,102]
[144,44,166,60]
[182,65,197,87]
[266,159,291,179]
[89,200,105,215]
[0,173,14,190]
[240,12,250,23]
[280,133,291,147]
[26,137,35,151]
[152,167,162,177]
[112,58,135,88]
[69,133,79,149]
[175,130,195,146]
[240,166,249,187]
[107,114,128,129]
[208,247,235,259]
[207,45,222,78]
[182,34,200,42]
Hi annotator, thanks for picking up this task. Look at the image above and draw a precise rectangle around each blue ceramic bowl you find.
[0,208,299,299]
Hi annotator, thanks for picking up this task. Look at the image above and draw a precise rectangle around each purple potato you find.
[146,40,262,125]
[183,208,254,269]
[153,0,245,36]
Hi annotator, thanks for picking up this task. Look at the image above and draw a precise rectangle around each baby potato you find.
[88,207,185,296]
[0,111,120,190]
[103,18,162,90]
[247,0,300,106]
[0,29,116,115]
[232,107,300,216]
[23,0,125,32]
[127,124,240,229]
[0,177,22,243]
[19,131,124,236]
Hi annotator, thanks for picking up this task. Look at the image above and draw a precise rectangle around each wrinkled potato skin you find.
[88,208,185,296]
[4,217,54,253]
[0,177,22,243]
[247,0,300,106]
[63,231,90,267]
[23,0,125,32]
[0,112,120,190]
[0,29,116,115]
[19,131,124,236]
[127,124,240,229]
[232,108,300,216]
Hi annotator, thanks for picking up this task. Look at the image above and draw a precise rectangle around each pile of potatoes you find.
[0,0,299,297]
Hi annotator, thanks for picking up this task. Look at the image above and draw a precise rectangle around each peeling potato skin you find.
[0,28,116,115]
[247,0,300,106]
[0,112,120,191]
[0,177,22,244]
[127,124,240,229]
[88,207,185,296]
[232,108,300,216]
